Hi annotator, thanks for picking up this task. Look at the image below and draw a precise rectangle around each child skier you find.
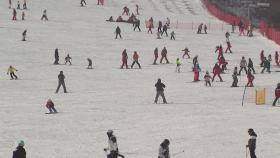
[170,31,175,40]
[182,47,190,59]
[115,26,122,39]
[158,139,170,158]
[22,30,27,41]
[212,63,223,82]
[44,99,58,114]
[7,65,18,80]
[246,70,255,87]
[87,58,93,69]
[272,83,280,106]
[197,23,203,34]
[204,71,212,87]
[153,48,158,64]
[160,47,169,64]
[54,48,59,65]
[120,49,128,69]
[260,50,265,67]
[231,67,238,87]
[175,58,181,73]
[131,51,141,69]
[104,130,125,158]
[65,54,72,65]
[41,9,48,21]
[238,56,247,75]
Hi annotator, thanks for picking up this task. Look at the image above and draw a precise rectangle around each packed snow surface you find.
[0,0,280,158]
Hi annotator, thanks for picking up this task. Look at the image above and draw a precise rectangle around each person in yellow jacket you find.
[7,65,18,80]
[176,58,181,73]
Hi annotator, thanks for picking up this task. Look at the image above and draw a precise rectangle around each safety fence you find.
[259,20,280,45]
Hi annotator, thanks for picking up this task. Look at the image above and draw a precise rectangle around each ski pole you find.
[172,150,184,157]
[246,147,248,158]
[242,84,247,106]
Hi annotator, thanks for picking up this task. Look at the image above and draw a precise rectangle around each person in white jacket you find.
[158,139,170,158]
[104,130,124,158]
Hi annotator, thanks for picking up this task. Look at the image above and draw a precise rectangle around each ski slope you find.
[0,0,280,158]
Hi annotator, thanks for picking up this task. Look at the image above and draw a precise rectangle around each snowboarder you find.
[115,26,122,39]
[275,51,279,66]
[65,54,72,65]
[170,31,175,40]
[22,30,27,41]
[131,51,141,69]
[122,6,129,16]
[17,1,20,9]
[12,8,17,20]
[175,58,181,73]
[225,41,232,53]
[231,67,238,87]
[162,24,168,37]
[246,70,255,87]
[80,0,86,6]
[204,24,207,34]
[153,48,158,65]
[54,48,59,65]
[154,79,167,104]
[261,57,270,73]
[204,71,212,87]
[212,63,223,82]
[41,9,48,21]
[56,71,67,93]
[160,47,169,64]
[7,65,18,80]
[193,63,201,81]
[197,23,203,34]
[136,4,139,15]
[133,19,141,32]
[238,56,247,75]
[12,140,26,158]
[158,21,162,33]
[120,49,128,69]
[158,139,170,158]
[246,128,257,158]
[45,99,57,113]
[87,58,93,69]
[104,130,125,158]
[272,83,280,106]
[247,58,255,74]
[182,47,190,59]
[23,0,27,9]
[21,11,25,20]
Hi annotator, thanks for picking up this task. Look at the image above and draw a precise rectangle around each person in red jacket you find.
[246,70,255,87]
[260,50,265,67]
[218,55,228,73]
[212,63,223,82]
[193,63,201,82]
[275,51,279,66]
[160,47,169,64]
[153,48,158,65]
[45,99,57,113]
[215,45,223,59]
[12,8,17,20]
[182,47,190,59]
[120,49,128,69]
[272,83,280,106]
[122,6,129,16]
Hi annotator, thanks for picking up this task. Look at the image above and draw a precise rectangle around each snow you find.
[0,0,280,158]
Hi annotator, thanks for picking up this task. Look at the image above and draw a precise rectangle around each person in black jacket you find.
[161,24,168,37]
[154,79,167,104]
[247,58,255,74]
[22,30,27,41]
[115,26,122,39]
[133,19,141,32]
[56,71,67,93]
[13,140,26,158]
[261,57,270,73]
[54,48,59,65]
[231,67,238,87]
[246,128,257,158]
[87,58,93,69]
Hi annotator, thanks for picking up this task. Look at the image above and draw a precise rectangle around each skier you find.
[197,23,203,34]
[131,51,141,69]
[136,4,139,15]
[158,139,170,158]
[193,63,201,82]
[275,51,279,66]
[120,49,128,69]
[246,128,257,158]
[166,17,170,28]
[161,24,168,37]
[247,58,255,74]
[80,0,86,7]
[204,71,212,87]
[268,54,272,62]
[261,57,270,73]
[22,30,27,41]
[225,41,232,53]
[97,0,104,5]
[54,48,59,65]
[133,19,141,32]
[12,140,26,158]
[170,31,175,40]
[231,67,238,87]
[158,21,162,33]
[160,47,169,64]
[192,55,198,67]
[153,48,158,65]
[55,71,67,93]
[147,19,153,34]
[87,58,93,69]
[7,65,18,80]
[182,47,190,59]
[65,54,72,65]
[115,26,122,39]
[21,11,25,20]
[231,22,236,33]
[154,79,167,104]
[225,31,230,41]
[104,130,125,158]
[212,63,223,82]
[204,24,207,34]
[122,6,129,16]
[218,55,228,73]
[23,0,27,9]
[246,70,255,87]
[260,50,265,67]
[17,1,20,9]
[272,83,280,106]
[175,58,181,73]
[12,8,17,20]
[216,45,223,59]
[45,99,58,113]
[41,9,48,21]
[238,56,248,75]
